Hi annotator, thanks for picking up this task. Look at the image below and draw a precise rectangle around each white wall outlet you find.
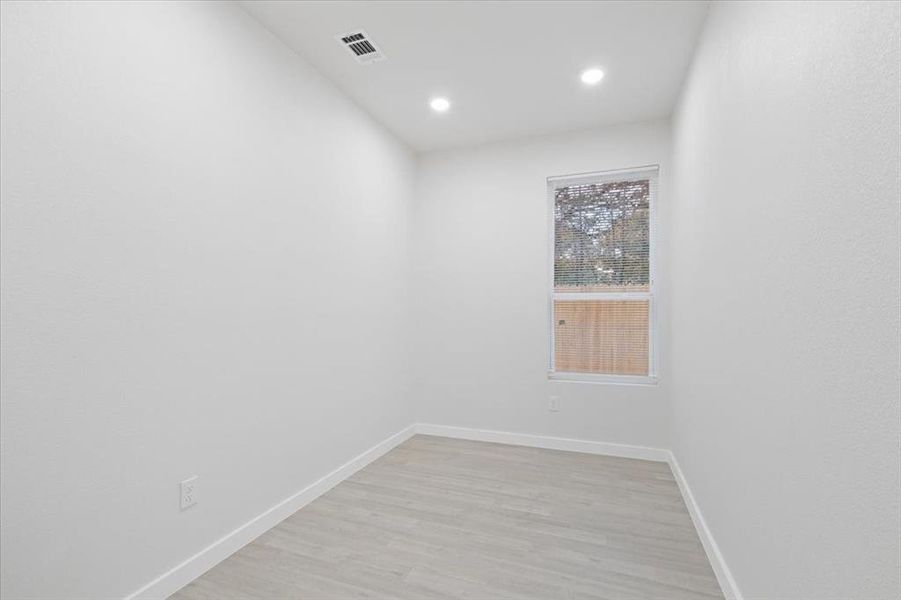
[548,396,560,412]
[180,476,198,510]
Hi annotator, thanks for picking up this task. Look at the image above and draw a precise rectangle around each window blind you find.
[549,167,657,378]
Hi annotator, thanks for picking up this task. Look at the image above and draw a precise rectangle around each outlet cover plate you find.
[180,476,198,510]
[548,396,560,412]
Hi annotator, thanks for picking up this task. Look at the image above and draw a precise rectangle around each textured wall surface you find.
[413,121,672,448]
[670,2,901,597]
[0,2,415,598]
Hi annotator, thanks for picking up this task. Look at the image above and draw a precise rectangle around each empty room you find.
[1,1,899,599]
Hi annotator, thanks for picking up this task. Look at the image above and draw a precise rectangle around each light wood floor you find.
[171,435,724,599]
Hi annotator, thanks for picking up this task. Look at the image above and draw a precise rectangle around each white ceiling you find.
[239,1,709,152]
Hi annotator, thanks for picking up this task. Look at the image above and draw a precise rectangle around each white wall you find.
[670,2,901,598]
[0,2,415,598]
[412,120,671,448]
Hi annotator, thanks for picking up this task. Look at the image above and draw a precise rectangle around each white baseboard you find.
[415,423,670,462]
[667,451,743,600]
[125,424,417,600]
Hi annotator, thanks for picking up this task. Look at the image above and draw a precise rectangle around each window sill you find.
[548,372,659,386]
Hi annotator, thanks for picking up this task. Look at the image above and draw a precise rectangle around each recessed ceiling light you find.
[430,97,450,112]
[580,68,605,85]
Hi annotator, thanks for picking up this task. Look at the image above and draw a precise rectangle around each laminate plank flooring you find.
[171,435,724,599]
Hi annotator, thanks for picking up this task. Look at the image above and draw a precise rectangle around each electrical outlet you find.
[548,396,560,412]
[180,476,198,510]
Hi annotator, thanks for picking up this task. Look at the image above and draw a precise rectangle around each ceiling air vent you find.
[336,29,385,64]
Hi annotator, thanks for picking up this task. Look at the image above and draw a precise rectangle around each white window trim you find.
[546,165,659,386]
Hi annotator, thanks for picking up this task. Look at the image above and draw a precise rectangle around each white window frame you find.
[547,165,659,386]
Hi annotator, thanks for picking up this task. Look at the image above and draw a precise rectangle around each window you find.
[548,166,657,384]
